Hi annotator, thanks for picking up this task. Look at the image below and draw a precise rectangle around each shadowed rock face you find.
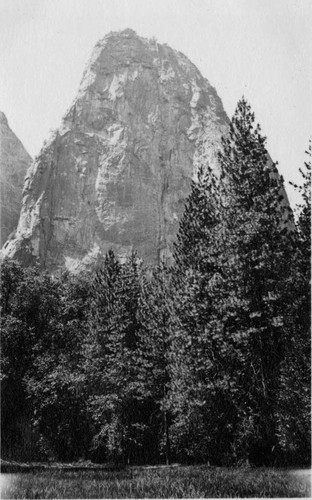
[0,112,32,247]
[2,29,230,271]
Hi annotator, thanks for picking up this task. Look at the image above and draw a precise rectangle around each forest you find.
[1,99,310,468]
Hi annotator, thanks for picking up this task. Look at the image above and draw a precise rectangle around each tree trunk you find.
[164,409,170,465]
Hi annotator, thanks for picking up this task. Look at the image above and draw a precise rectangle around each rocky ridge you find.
[0,112,32,247]
[1,30,256,270]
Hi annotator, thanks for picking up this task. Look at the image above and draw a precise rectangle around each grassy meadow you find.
[1,465,311,498]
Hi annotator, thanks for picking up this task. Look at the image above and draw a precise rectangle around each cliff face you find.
[2,29,230,271]
[0,112,32,247]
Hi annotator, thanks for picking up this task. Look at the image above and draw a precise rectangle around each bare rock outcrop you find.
[0,112,32,247]
[2,30,230,271]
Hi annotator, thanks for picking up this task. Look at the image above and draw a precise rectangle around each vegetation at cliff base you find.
[1,99,310,470]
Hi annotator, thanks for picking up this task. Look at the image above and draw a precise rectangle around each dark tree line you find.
[1,100,310,466]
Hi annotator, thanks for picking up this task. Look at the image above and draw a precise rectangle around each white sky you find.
[0,0,311,207]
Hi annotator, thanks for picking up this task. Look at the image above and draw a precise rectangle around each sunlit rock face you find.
[1,29,229,271]
[0,112,32,247]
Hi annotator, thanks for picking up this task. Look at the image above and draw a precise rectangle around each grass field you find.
[1,465,311,498]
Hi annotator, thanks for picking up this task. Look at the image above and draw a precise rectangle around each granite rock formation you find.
[2,29,230,271]
[0,112,32,247]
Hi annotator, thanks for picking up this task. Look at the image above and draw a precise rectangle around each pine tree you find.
[138,264,174,464]
[170,98,295,465]
[170,165,241,464]
[276,140,311,465]
[85,250,144,463]
[173,165,220,271]
[217,98,295,464]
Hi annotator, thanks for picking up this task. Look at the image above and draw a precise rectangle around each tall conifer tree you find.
[170,165,241,464]
[171,98,295,465]
[138,265,174,464]
[276,140,311,465]
[85,250,144,463]
[217,98,294,464]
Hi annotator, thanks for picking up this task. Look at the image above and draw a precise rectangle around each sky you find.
[0,0,311,207]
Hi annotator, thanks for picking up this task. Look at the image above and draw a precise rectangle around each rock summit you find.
[2,30,230,270]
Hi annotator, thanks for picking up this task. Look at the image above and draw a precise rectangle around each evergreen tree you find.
[217,98,295,464]
[170,166,241,464]
[170,98,295,465]
[85,250,145,463]
[276,140,311,465]
[138,264,174,464]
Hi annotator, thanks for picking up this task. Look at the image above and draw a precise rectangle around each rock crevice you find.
[0,112,32,248]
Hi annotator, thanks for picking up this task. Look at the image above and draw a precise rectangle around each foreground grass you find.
[1,465,310,498]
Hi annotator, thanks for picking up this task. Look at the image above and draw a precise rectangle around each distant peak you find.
[0,111,8,126]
